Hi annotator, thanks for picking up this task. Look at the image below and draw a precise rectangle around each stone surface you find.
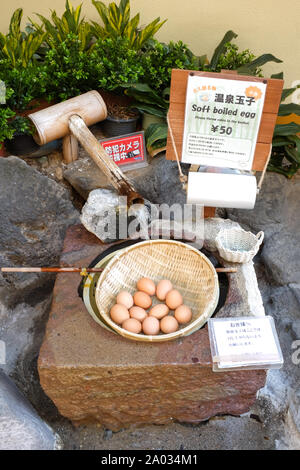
[0,156,79,308]
[227,171,300,449]
[227,172,300,286]
[0,370,60,450]
[64,154,189,206]
[38,222,266,431]
[0,298,52,377]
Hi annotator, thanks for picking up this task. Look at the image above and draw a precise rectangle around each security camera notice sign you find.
[182,75,266,170]
[100,131,148,172]
[208,316,283,372]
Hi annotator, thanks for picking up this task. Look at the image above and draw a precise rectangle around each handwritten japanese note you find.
[182,76,266,170]
[208,316,283,371]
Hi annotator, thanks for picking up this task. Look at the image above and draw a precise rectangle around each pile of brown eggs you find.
[109,278,193,335]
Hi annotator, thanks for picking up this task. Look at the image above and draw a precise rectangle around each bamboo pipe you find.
[1,267,237,274]
[68,115,141,204]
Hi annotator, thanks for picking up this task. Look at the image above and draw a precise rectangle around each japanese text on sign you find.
[208,316,283,370]
[101,133,146,166]
[182,76,266,170]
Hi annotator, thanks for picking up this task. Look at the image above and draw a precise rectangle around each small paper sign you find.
[208,316,283,372]
[100,131,148,171]
[182,75,267,170]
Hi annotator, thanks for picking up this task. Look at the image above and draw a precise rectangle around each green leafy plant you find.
[42,33,93,101]
[43,35,145,101]
[212,42,257,73]
[269,76,300,178]
[140,40,197,93]
[0,61,47,111]
[123,83,169,156]
[89,37,144,91]
[91,0,166,50]
[198,30,282,76]
[30,0,93,51]
[0,8,45,67]
[0,106,15,145]
[9,115,34,136]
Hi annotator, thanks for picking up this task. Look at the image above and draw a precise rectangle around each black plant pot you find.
[102,114,140,138]
[5,133,39,156]
[5,133,61,157]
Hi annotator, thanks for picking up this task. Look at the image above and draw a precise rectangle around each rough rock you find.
[80,188,153,243]
[227,171,300,449]
[0,156,79,307]
[0,370,60,450]
[227,172,300,285]
[0,297,51,377]
[63,154,189,205]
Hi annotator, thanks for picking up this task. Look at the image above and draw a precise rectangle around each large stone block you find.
[38,223,266,431]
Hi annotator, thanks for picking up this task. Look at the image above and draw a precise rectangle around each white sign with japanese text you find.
[182,75,267,170]
[208,316,283,371]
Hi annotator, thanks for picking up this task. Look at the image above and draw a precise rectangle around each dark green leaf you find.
[274,122,300,136]
[210,30,238,70]
[132,103,166,117]
[237,54,282,74]
[145,122,168,148]
[271,72,284,79]
[281,88,298,102]
[278,103,300,116]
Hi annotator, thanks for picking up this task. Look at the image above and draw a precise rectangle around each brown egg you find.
[137,277,156,296]
[149,303,169,320]
[122,318,142,334]
[156,279,173,301]
[133,291,152,309]
[116,290,134,309]
[165,289,183,310]
[160,315,179,334]
[129,306,147,322]
[175,305,192,324]
[142,316,160,335]
[110,304,130,325]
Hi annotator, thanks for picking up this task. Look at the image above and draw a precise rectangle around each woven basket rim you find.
[216,227,260,254]
[95,239,219,342]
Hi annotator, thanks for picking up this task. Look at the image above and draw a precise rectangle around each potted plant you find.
[268,75,300,178]
[91,0,166,51]
[122,83,169,156]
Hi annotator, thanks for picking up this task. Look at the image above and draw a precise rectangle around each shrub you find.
[209,42,257,73]
[91,0,166,50]
[88,37,145,92]
[0,60,47,111]
[140,40,197,92]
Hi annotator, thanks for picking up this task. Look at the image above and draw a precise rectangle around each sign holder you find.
[99,131,148,172]
[208,316,284,372]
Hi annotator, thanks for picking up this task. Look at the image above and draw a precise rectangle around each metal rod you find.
[1,267,103,273]
[1,267,237,274]
[215,267,237,273]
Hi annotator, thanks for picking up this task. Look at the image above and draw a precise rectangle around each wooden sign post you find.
[166,69,284,217]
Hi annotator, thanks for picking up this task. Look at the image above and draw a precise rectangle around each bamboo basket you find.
[216,228,264,263]
[95,239,219,342]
